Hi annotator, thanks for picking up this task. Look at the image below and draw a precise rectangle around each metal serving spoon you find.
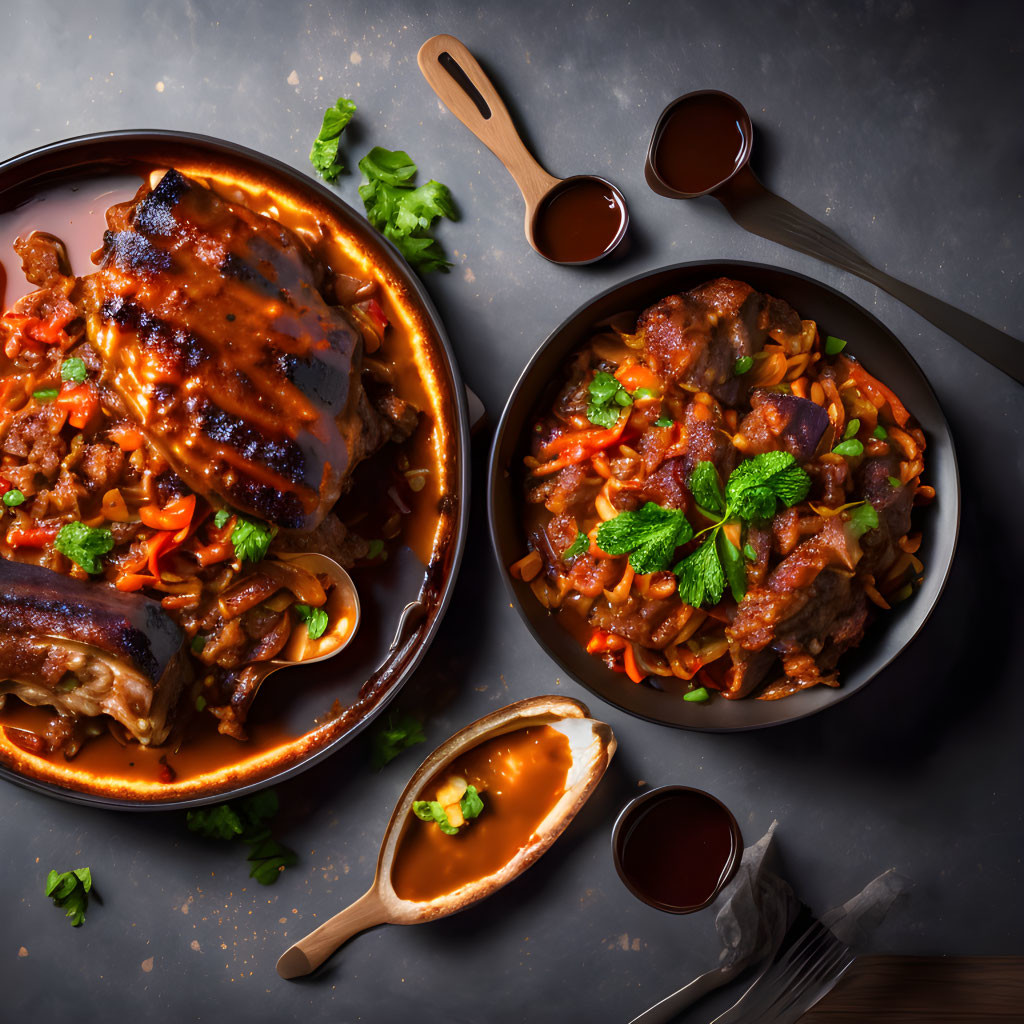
[418,34,629,265]
[645,90,1024,384]
[243,551,360,700]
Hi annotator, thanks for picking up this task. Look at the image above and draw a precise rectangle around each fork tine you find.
[756,934,852,1023]
[708,923,831,1022]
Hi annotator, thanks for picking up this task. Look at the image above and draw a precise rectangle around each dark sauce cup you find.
[612,785,742,914]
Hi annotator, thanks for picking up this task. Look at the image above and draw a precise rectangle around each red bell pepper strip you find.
[6,525,60,548]
[845,362,910,427]
[55,384,99,429]
[139,494,196,533]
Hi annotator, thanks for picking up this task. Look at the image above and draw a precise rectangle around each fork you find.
[710,914,855,1024]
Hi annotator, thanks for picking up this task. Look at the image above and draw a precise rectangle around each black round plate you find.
[0,131,470,806]
[488,261,959,731]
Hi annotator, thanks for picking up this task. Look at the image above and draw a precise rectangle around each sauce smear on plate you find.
[391,724,571,902]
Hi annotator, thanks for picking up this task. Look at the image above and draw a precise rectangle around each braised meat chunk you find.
[81,169,393,530]
[0,559,188,747]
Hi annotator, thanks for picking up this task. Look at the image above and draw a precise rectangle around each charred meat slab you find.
[0,559,188,746]
[81,169,380,530]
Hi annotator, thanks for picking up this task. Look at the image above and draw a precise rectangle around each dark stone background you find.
[1,2,1021,1021]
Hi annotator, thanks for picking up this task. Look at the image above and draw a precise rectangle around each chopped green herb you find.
[195,695,207,712]
[734,355,753,375]
[888,475,902,489]
[674,452,812,608]
[586,370,631,428]
[872,425,888,440]
[309,97,357,182]
[824,335,847,355]
[45,867,92,927]
[370,713,426,770]
[654,417,674,428]
[55,522,114,575]
[247,837,298,885]
[717,531,747,603]
[743,542,758,561]
[190,634,207,654]
[689,461,726,516]
[294,603,329,640]
[60,357,88,384]
[596,502,693,575]
[683,687,710,703]
[33,387,58,402]
[413,785,484,836]
[186,790,296,884]
[366,538,385,559]
[229,515,277,563]
[832,439,865,457]
[358,146,456,272]
[843,418,861,441]
[846,502,879,537]
[213,508,231,529]
[632,387,656,400]
[3,489,25,507]
[562,531,589,561]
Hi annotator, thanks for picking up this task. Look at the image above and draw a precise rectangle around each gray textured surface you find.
[2,1,1022,1022]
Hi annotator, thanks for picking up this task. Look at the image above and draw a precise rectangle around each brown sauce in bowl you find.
[613,786,741,912]
[652,92,748,195]
[391,724,571,903]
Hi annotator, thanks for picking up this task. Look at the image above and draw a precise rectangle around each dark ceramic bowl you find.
[488,261,959,731]
[611,785,742,913]
[0,131,469,808]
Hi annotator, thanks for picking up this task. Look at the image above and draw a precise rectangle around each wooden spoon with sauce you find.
[276,694,616,979]
[242,552,360,702]
[418,34,629,265]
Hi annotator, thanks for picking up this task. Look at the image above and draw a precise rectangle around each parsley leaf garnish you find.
[654,417,674,428]
[370,713,426,770]
[228,515,277,563]
[33,387,58,402]
[294,603,328,640]
[674,452,812,607]
[3,488,25,507]
[358,147,456,272]
[562,530,589,561]
[45,867,92,927]
[309,97,357,182]
[61,357,88,383]
[213,508,231,529]
[55,522,114,574]
[596,502,694,575]
[586,370,633,428]
[186,790,296,885]
[413,785,484,836]
[846,502,879,537]
[689,461,726,516]
[833,439,864,457]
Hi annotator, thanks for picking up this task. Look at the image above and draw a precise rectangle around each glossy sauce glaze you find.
[532,178,626,264]
[614,787,740,912]
[652,93,748,195]
[391,725,571,902]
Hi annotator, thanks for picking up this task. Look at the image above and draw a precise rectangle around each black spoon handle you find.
[715,166,1024,385]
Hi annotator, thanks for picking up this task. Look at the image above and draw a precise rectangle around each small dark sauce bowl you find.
[611,785,742,914]
[644,90,753,200]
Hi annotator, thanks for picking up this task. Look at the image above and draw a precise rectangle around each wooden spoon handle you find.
[418,34,559,209]
[276,889,388,979]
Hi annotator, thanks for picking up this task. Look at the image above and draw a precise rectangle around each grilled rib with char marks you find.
[80,168,390,530]
[0,559,188,747]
